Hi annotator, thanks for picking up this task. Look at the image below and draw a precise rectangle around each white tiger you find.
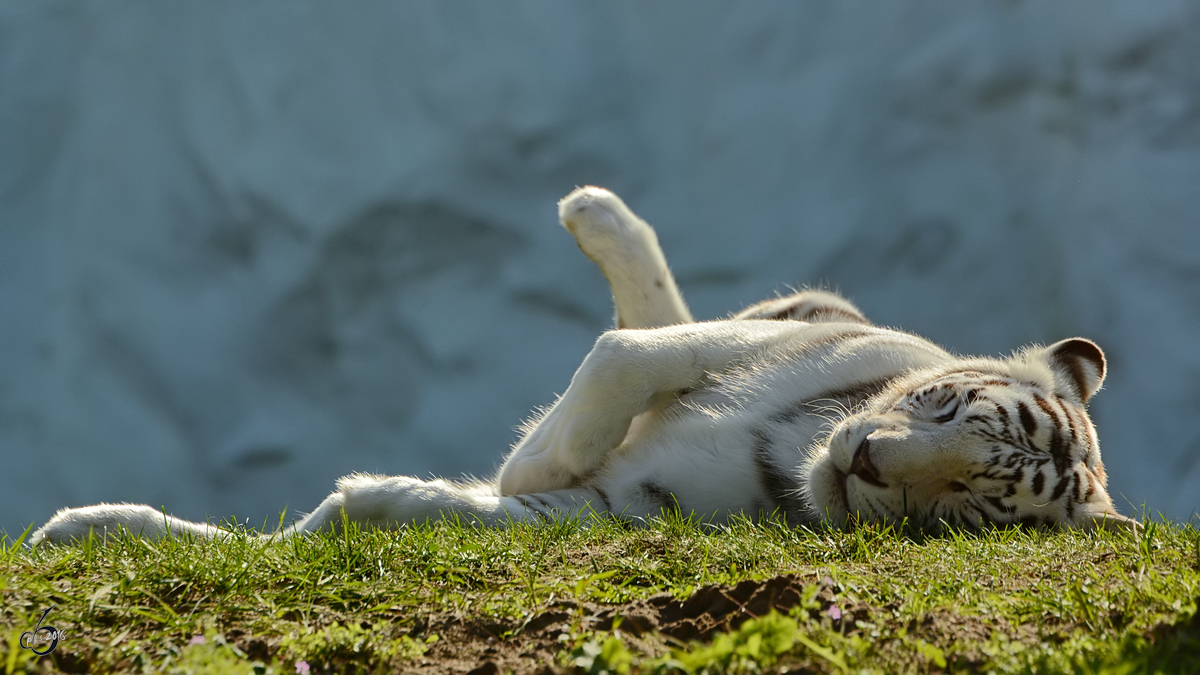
[31,187,1137,545]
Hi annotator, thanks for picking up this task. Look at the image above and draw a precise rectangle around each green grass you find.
[1,513,1198,673]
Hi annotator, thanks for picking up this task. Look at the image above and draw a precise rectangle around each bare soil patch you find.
[392,574,868,674]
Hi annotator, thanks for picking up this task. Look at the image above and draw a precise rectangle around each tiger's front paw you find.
[497,389,628,497]
[497,415,584,496]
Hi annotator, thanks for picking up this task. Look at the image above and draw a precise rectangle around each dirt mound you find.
[580,573,866,641]
[408,574,866,673]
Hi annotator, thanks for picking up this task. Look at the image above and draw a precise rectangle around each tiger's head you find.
[803,338,1138,531]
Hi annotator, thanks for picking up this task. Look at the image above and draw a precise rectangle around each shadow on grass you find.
[1135,601,1200,673]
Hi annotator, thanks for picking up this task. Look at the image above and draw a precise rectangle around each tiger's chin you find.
[802,452,852,527]
[804,456,930,530]
[1077,500,1142,532]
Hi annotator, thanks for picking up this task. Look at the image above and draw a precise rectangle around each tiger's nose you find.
[849,438,889,488]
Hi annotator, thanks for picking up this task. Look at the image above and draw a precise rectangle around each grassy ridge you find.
[1,514,1198,673]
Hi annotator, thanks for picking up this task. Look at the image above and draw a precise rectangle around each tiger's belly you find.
[582,326,948,524]
[589,404,828,525]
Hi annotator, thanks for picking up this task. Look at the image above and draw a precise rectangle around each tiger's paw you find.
[558,186,652,264]
[496,415,586,497]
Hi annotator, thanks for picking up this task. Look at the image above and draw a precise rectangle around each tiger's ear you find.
[1045,338,1106,401]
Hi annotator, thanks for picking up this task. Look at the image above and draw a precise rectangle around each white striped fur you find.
[32,187,1137,544]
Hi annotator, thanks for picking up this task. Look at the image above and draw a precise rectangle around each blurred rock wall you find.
[3,1,1198,531]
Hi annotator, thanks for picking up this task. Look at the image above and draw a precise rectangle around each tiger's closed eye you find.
[933,401,960,423]
[933,390,979,423]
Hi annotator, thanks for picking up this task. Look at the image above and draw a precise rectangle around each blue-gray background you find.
[3,1,1198,533]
